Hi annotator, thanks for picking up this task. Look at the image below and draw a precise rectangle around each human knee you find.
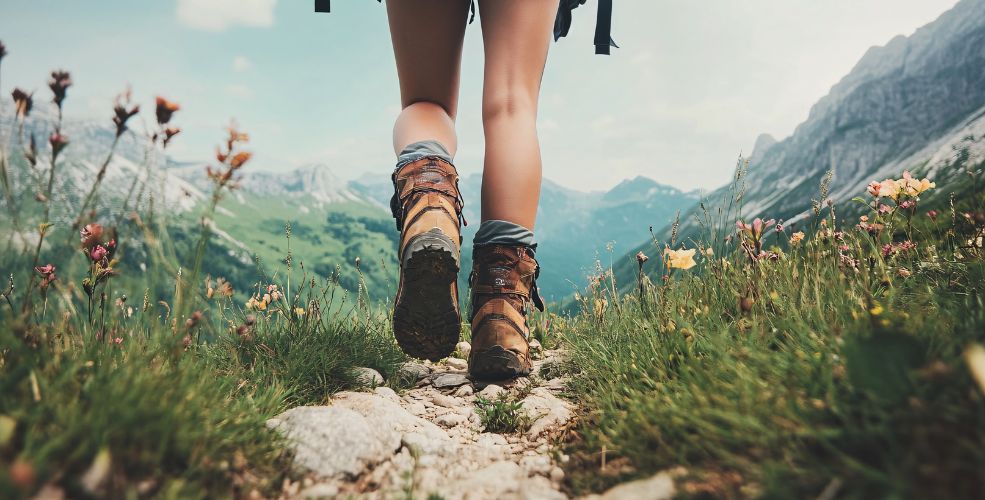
[403,99,456,121]
[482,89,537,126]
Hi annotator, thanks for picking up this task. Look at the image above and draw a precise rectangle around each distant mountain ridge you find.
[610,0,985,290]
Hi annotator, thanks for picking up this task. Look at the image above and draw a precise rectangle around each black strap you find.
[593,0,617,55]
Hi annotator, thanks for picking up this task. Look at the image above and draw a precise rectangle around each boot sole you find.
[469,345,532,380]
[393,230,461,361]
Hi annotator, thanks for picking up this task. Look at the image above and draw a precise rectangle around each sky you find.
[0,0,962,192]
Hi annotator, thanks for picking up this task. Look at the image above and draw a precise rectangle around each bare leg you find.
[477,0,559,230]
[387,0,472,156]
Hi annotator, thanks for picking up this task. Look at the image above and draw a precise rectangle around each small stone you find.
[374,386,400,403]
[550,466,565,483]
[454,384,474,397]
[435,412,466,428]
[521,388,574,438]
[475,433,509,447]
[592,470,676,499]
[397,362,431,383]
[519,454,552,475]
[445,357,468,370]
[299,483,340,499]
[431,393,459,408]
[432,372,470,388]
[478,384,504,400]
[353,367,384,387]
[405,402,427,415]
[456,341,472,358]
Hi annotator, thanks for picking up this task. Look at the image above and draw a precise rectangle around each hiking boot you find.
[468,244,545,379]
[390,157,466,361]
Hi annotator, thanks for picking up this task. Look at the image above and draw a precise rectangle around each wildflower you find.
[736,218,775,241]
[664,247,697,270]
[859,215,869,223]
[230,151,252,168]
[899,200,916,210]
[112,89,140,137]
[89,245,108,262]
[113,337,123,345]
[775,220,784,233]
[927,210,938,221]
[703,247,714,257]
[900,171,935,197]
[869,304,884,316]
[49,132,69,156]
[878,204,892,215]
[294,307,305,316]
[35,264,56,289]
[636,251,649,264]
[48,70,72,109]
[155,96,180,125]
[11,88,33,119]
[790,232,805,245]
[80,223,104,249]
[163,127,181,148]
[867,181,882,197]
[897,267,912,278]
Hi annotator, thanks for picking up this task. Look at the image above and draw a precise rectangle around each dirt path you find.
[268,342,577,499]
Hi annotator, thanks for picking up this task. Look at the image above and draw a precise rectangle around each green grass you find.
[474,394,532,434]
[560,173,985,498]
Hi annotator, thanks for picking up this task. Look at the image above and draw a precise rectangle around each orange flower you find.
[155,96,180,125]
[230,151,252,168]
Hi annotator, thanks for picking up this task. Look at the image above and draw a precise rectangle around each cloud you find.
[232,56,252,72]
[177,0,277,31]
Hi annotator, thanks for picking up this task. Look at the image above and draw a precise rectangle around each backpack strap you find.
[553,0,618,55]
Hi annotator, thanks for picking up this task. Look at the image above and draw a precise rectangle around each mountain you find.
[352,173,700,300]
[612,0,985,288]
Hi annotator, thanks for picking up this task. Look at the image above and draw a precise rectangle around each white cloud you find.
[177,0,277,32]
[232,56,252,72]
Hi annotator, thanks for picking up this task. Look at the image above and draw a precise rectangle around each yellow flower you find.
[869,304,884,316]
[294,307,305,316]
[664,248,697,270]
[790,232,805,245]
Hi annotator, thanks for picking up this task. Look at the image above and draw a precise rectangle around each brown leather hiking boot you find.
[390,157,466,361]
[468,244,545,380]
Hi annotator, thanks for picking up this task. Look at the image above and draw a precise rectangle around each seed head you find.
[48,70,72,109]
[11,88,33,119]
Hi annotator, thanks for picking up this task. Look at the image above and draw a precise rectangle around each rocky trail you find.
[266,341,677,499]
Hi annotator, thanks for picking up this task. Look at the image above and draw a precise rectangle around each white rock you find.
[353,367,384,387]
[587,471,677,500]
[431,393,459,408]
[550,466,565,483]
[406,402,427,415]
[456,341,472,358]
[269,392,450,478]
[373,386,401,403]
[478,384,505,400]
[521,388,574,438]
[298,483,340,499]
[446,357,468,370]
[454,384,474,397]
[519,454,552,475]
[435,412,466,428]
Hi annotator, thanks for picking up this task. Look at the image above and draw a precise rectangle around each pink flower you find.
[90,245,108,262]
[899,200,915,210]
[927,210,938,221]
[878,204,892,215]
[80,223,104,249]
[113,337,123,345]
[867,181,882,197]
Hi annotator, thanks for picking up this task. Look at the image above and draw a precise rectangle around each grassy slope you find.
[561,177,985,498]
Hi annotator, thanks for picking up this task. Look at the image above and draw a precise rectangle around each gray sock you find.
[473,219,537,252]
[395,140,453,171]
